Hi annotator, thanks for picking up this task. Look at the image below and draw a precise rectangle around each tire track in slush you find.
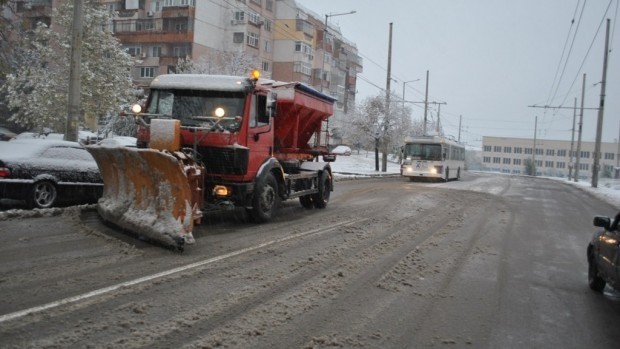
[0,218,364,325]
[160,189,484,348]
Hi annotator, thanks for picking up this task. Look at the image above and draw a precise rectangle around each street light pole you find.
[321,10,356,92]
[402,79,420,110]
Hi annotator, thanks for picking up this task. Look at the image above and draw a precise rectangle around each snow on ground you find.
[549,176,620,208]
[330,150,401,180]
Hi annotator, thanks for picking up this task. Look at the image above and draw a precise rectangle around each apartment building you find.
[3,0,361,141]
[482,136,620,179]
[98,0,277,86]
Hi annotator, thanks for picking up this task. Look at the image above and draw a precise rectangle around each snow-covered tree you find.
[177,50,259,76]
[348,92,415,170]
[1,0,135,132]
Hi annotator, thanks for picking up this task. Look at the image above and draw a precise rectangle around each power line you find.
[558,0,614,107]
[545,0,582,106]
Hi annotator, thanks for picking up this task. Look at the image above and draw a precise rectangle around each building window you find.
[483,156,491,163]
[536,160,543,167]
[140,67,155,78]
[545,161,554,168]
[152,1,162,12]
[580,151,590,158]
[263,19,272,32]
[250,0,262,5]
[514,147,522,154]
[493,157,501,164]
[503,147,511,153]
[493,146,501,152]
[535,148,543,155]
[264,39,272,52]
[557,149,566,157]
[151,46,161,57]
[556,162,566,168]
[293,61,312,76]
[164,0,195,6]
[262,61,270,72]
[233,32,244,43]
[604,152,615,160]
[525,148,532,155]
[513,158,522,165]
[502,158,510,164]
[125,46,142,57]
[546,149,555,156]
[266,0,273,12]
[248,11,261,26]
[579,163,589,170]
[483,145,491,152]
[233,11,245,23]
[247,32,260,48]
[295,41,313,55]
[173,46,190,57]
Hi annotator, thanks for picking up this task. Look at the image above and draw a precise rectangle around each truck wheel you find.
[250,172,279,222]
[312,171,331,209]
[444,168,450,182]
[299,195,314,209]
[588,252,606,292]
[28,180,58,209]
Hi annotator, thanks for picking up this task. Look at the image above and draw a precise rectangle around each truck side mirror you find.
[267,92,277,118]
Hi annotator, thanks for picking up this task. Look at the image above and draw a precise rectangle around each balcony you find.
[113,18,194,44]
[162,6,195,18]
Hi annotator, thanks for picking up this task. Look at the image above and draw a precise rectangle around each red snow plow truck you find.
[86,71,337,250]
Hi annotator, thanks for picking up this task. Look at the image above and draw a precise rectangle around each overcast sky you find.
[298,0,620,148]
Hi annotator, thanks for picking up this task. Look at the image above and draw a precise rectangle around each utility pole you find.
[436,104,442,135]
[592,18,611,188]
[575,73,586,182]
[568,97,577,181]
[65,0,84,142]
[382,22,393,172]
[532,116,537,176]
[458,115,462,142]
[616,121,620,169]
[423,70,429,135]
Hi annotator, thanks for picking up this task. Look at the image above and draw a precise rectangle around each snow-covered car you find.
[0,139,103,208]
[587,213,620,292]
[0,126,17,141]
[332,145,352,156]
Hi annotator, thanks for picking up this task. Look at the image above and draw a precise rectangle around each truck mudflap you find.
[86,142,204,250]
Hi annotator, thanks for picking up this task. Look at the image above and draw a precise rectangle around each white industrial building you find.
[481,136,620,179]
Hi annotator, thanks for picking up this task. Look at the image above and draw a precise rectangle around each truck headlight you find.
[213,185,231,197]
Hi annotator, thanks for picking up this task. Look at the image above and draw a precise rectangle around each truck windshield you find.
[147,89,246,131]
[404,143,443,161]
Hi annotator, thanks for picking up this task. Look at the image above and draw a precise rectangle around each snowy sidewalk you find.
[329,152,401,180]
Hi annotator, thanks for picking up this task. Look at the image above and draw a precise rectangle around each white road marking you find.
[0,218,365,324]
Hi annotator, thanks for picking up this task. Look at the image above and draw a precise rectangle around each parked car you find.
[0,126,17,141]
[587,213,620,292]
[0,139,103,208]
[332,145,352,156]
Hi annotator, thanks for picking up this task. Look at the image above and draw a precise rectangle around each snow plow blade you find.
[86,121,204,250]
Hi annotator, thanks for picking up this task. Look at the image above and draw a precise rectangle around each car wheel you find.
[250,172,279,222]
[588,252,606,292]
[312,171,331,209]
[28,180,58,209]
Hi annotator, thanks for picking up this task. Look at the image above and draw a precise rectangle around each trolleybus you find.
[400,135,465,182]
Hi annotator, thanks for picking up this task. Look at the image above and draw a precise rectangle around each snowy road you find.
[1,172,620,348]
